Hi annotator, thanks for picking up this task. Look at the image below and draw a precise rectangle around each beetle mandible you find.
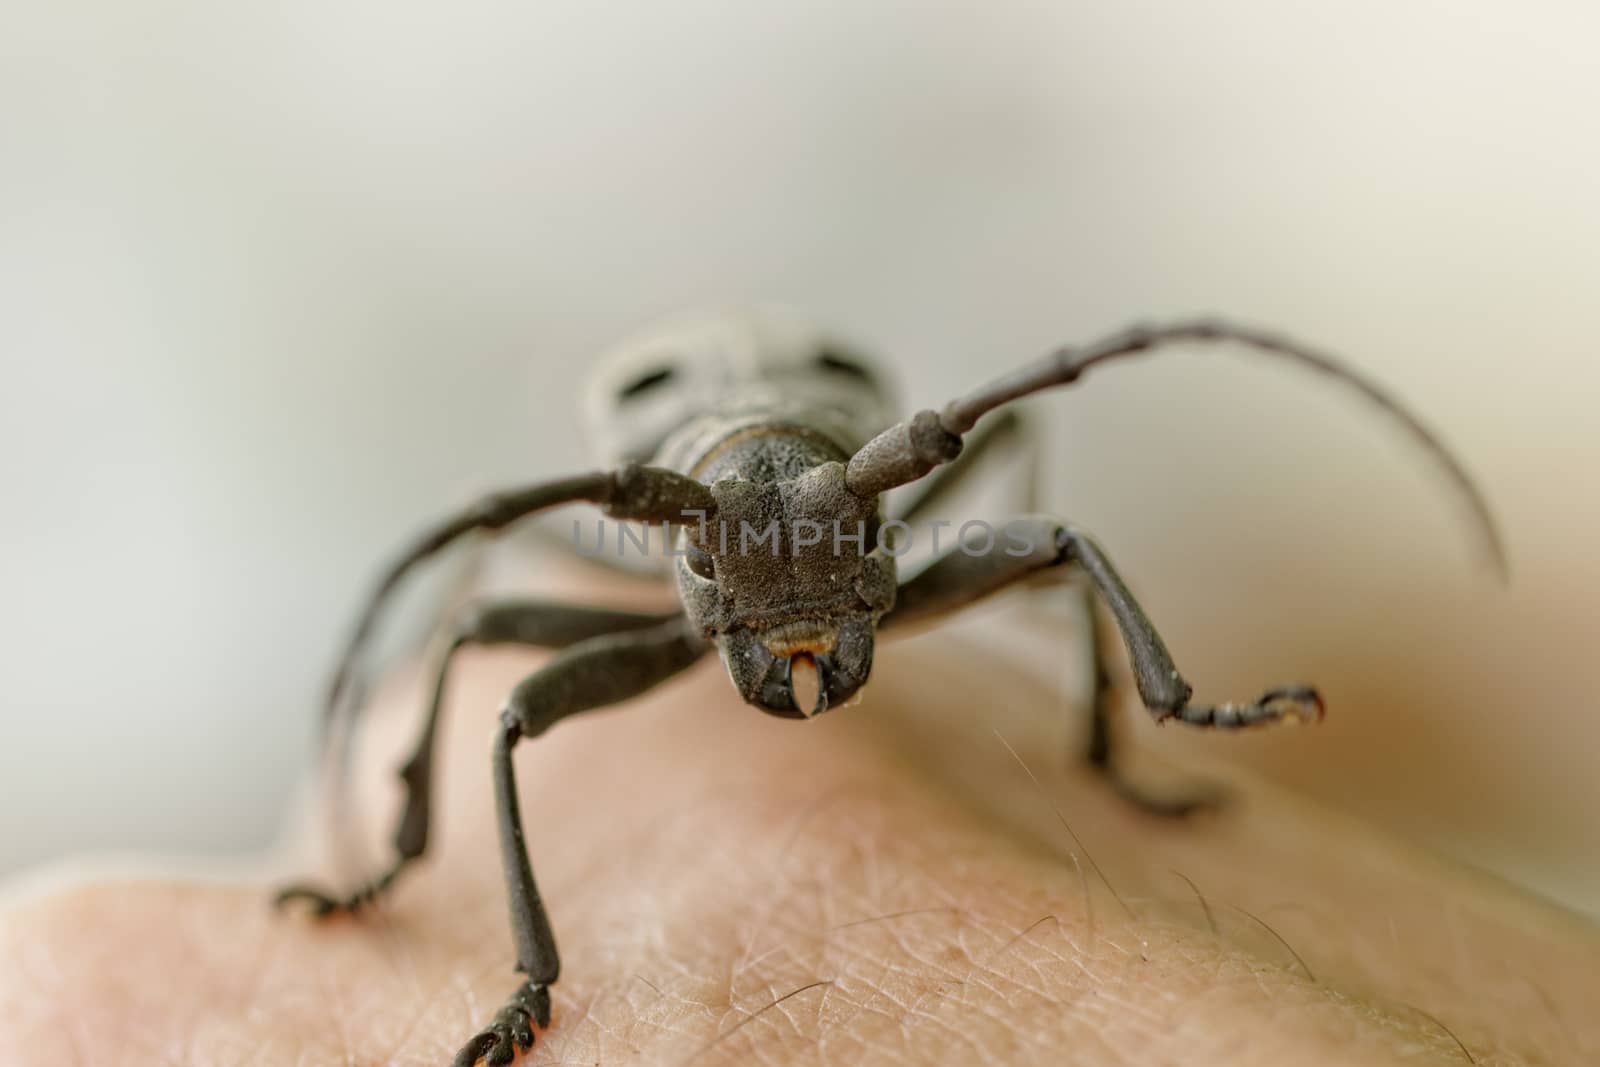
[276,307,1506,1067]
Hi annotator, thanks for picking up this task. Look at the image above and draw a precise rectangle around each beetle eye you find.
[683,542,716,579]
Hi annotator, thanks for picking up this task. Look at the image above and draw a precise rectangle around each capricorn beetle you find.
[276,309,1505,1067]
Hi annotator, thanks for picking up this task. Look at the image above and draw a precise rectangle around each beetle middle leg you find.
[882,516,1321,809]
[276,598,681,916]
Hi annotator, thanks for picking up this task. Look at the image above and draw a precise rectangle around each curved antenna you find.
[851,319,1507,580]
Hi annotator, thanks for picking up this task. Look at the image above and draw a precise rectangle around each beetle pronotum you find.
[276,308,1504,1066]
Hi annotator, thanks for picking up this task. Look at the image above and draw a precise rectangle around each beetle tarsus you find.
[272,868,399,917]
[1260,684,1327,722]
[1159,685,1325,728]
[454,981,550,1067]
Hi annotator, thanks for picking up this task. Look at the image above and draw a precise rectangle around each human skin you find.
[1,576,1596,1067]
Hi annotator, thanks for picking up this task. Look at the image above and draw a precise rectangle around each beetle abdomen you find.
[581,306,897,470]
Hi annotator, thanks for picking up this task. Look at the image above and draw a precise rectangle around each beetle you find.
[276,308,1505,1067]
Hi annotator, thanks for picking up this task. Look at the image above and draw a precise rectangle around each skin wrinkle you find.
[543,774,758,899]
[363,914,444,1062]
[828,927,970,1010]
[821,944,967,1038]
[603,984,675,1053]
[755,851,1094,1062]
[995,918,1105,1008]
[721,791,973,1024]
[592,994,657,1062]
[826,916,959,978]
[826,960,927,1032]
[960,915,1401,1062]
[983,945,1095,1023]
[938,967,1066,1063]
[379,972,457,1064]
[729,927,921,1062]
[903,915,1076,1036]
[684,787,857,986]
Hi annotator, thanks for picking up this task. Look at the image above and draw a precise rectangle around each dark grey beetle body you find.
[586,310,902,717]
[278,307,1507,1067]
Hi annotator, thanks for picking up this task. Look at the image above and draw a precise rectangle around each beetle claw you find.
[1258,685,1325,724]
[454,982,550,1067]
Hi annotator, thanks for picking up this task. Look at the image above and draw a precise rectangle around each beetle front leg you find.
[882,516,1322,811]
[1075,579,1227,815]
[1056,523,1324,729]
[457,618,706,1067]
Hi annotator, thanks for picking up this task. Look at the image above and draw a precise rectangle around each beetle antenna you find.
[846,319,1508,581]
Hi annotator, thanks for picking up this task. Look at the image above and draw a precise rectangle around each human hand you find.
[2,592,1594,1067]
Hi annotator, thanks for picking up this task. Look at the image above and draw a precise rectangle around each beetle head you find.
[674,462,896,718]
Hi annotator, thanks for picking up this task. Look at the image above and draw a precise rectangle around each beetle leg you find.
[276,599,681,916]
[882,516,1320,811]
[1054,523,1324,728]
[319,465,717,756]
[458,616,707,1067]
[879,515,1069,633]
[1077,580,1226,816]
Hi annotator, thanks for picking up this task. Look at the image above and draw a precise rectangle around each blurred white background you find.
[2,3,1596,914]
